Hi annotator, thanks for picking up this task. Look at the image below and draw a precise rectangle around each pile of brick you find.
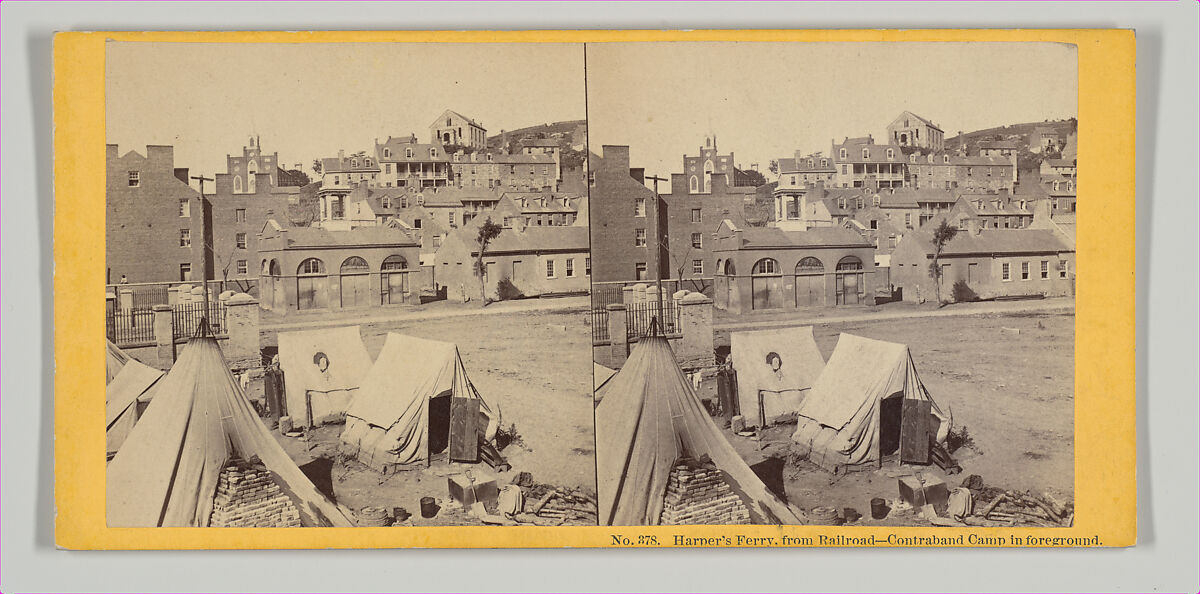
[208,458,302,528]
[659,459,752,525]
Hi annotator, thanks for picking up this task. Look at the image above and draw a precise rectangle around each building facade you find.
[831,136,908,190]
[661,174,753,282]
[712,221,877,314]
[588,145,669,284]
[106,144,203,284]
[906,151,1017,193]
[226,136,281,194]
[433,225,591,302]
[682,136,741,194]
[430,110,487,149]
[886,111,945,152]
[374,136,451,189]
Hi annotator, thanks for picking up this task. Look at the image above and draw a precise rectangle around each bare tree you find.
[474,217,504,306]
[928,219,959,307]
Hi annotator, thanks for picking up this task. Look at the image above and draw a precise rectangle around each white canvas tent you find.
[593,362,616,400]
[341,333,499,470]
[596,333,804,526]
[105,356,163,457]
[106,339,131,385]
[791,333,950,471]
[107,335,353,527]
[277,326,373,427]
[730,326,826,427]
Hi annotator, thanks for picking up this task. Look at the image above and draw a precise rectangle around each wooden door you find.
[448,397,480,463]
[297,276,327,310]
[899,398,932,464]
[384,272,407,304]
[340,274,370,308]
[795,275,824,307]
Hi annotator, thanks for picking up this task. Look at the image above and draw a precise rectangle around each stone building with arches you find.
[711,219,876,315]
[257,221,427,314]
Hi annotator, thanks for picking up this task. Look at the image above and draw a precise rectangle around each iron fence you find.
[172,301,227,340]
[106,307,155,346]
[626,300,681,339]
[591,278,714,311]
[590,308,610,345]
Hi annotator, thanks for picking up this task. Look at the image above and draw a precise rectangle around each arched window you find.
[351,158,358,168]
[752,258,780,275]
[715,259,724,275]
[724,260,736,275]
[269,259,281,277]
[703,176,711,193]
[298,258,325,275]
[689,176,698,192]
[340,257,369,274]
[234,176,242,193]
[796,257,824,274]
[704,160,714,175]
[381,255,408,271]
[836,256,863,271]
[261,259,269,275]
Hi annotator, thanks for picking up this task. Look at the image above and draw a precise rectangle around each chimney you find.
[338,149,345,161]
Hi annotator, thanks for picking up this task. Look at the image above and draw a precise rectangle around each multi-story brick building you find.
[588,145,667,284]
[448,150,557,191]
[106,144,203,284]
[661,173,753,282]
[430,109,487,150]
[906,151,1016,193]
[206,171,294,286]
[886,111,945,152]
[519,138,562,181]
[226,135,282,194]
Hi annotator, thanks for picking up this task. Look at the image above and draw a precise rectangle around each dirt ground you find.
[258,308,596,526]
[712,309,1076,526]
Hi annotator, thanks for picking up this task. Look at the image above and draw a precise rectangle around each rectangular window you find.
[235,233,247,249]
[904,213,912,227]
[546,259,556,278]
[585,258,592,276]
[235,208,247,223]
[128,171,140,187]
[634,198,646,217]
[691,233,702,249]
[236,260,248,275]
[179,229,191,247]
[691,208,701,223]
[635,263,648,281]
[1021,261,1030,280]
[692,259,704,274]
[870,220,878,230]
[1059,260,1068,278]
[179,263,192,281]
[1040,260,1049,279]
[635,228,647,247]
[385,163,391,174]
[1002,262,1011,281]
[179,199,190,217]
[565,258,575,277]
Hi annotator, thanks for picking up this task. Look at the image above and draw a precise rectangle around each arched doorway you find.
[269,259,285,311]
[339,256,371,308]
[380,255,409,305]
[835,256,865,305]
[296,258,327,310]
[751,258,783,310]
[795,256,825,307]
[723,259,737,311]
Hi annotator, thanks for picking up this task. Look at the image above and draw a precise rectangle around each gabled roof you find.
[907,228,1071,256]
[277,225,418,248]
[376,139,449,163]
[892,110,942,131]
[322,154,380,173]
[831,142,907,163]
[432,109,483,129]
[459,225,590,254]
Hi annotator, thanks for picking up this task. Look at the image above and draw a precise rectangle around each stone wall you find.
[209,459,302,528]
[659,460,751,525]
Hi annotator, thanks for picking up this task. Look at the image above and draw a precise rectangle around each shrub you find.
[952,279,980,303]
[495,422,524,451]
[496,278,524,301]
[946,425,982,455]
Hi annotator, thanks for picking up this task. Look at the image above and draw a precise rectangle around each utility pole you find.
[644,174,668,330]
[191,174,214,333]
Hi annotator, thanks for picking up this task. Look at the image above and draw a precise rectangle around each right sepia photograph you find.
[586,42,1078,527]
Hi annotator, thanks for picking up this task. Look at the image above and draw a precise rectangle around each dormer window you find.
[856,197,864,209]
[351,158,358,168]
[429,148,437,159]
[487,153,493,162]
[886,149,895,160]
[1053,181,1061,191]
[1067,182,1074,192]
[807,159,814,168]
[943,155,950,164]
[862,148,870,160]
[873,194,881,206]
[838,198,846,209]
[405,148,413,159]
[820,159,827,167]
[384,148,391,158]
[839,148,847,159]
[365,158,372,167]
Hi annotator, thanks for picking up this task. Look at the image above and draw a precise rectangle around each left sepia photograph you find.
[103,41,598,528]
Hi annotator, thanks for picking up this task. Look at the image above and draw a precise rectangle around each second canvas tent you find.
[341,333,499,471]
[791,333,950,471]
[596,333,804,526]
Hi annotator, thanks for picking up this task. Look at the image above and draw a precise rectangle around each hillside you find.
[486,119,586,149]
[945,119,1077,153]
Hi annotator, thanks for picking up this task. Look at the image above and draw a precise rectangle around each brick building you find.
[712,220,877,314]
[588,145,668,284]
[906,151,1016,193]
[661,174,753,282]
[106,144,202,284]
[226,136,281,194]
[430,109,487,150]
[831,136,908,190]
[258,222,426,313]
[519,138,562,181]
[681,136,758,194]
[433,225,591,302]
[206,171,294,286]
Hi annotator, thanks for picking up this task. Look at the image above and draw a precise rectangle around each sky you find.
[106,42,587,182]
[585,42,1078,193]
